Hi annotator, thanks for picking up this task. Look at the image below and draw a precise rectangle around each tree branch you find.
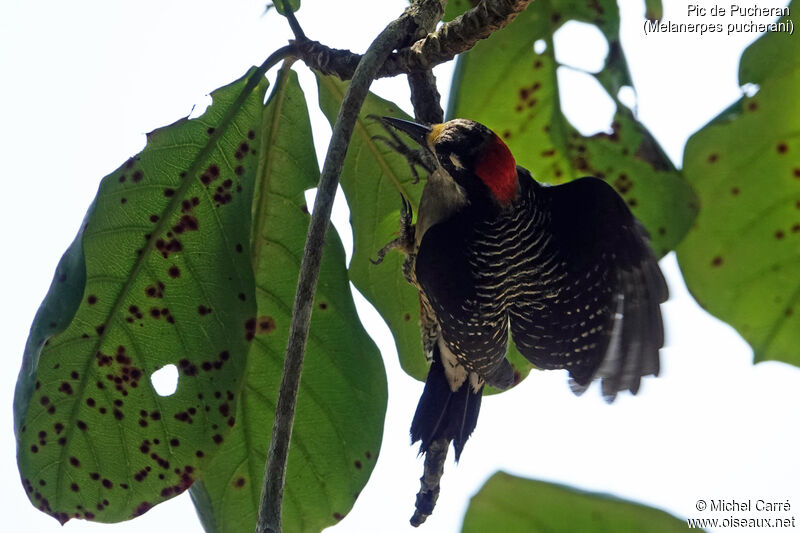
[293,0,533,80]
[406,1,445,124]
[253,6,421,533]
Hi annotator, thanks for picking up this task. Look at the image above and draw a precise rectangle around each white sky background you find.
[1,1,798,532]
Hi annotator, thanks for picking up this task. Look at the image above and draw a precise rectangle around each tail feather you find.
[409,345,484,526]
[410,344,483,460]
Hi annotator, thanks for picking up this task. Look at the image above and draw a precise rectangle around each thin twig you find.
[406,1,445,124]
[293,0,533,80]
[408,69,444,123]
[253,8,419,533]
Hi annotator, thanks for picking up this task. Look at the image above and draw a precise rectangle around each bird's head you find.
[382,117,519,206]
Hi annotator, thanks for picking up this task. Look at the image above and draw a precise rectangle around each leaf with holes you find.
[316,75,533,389]
[189,68,386,532]
[14,66,267,524]
[676,5,800,368]
[462,472,692,533]
[447,0,694,256]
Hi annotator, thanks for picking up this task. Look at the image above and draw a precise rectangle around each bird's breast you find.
[415,167,468,247]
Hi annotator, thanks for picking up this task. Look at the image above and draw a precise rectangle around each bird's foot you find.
[370,115,434,184]
[372,195,416,266]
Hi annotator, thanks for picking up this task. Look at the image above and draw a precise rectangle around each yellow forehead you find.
[427,123,446,145]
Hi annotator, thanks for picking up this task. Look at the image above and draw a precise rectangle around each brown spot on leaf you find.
[172,214,199,234]
[777,142,788,154]
[132,502,152,518]
[179,358,199,376]
[775,230,785,240]
[731,187,740,196]
[257,316,276,334]
[711,256,723,267]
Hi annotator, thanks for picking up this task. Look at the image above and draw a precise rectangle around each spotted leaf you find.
[447,0,694,255]
[462,472,691,533]
[14,66,267,524]
[189,68,386,532]
[676,5,800,368]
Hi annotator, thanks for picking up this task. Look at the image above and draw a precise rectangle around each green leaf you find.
[443,0,475,22]
[462,472,693,533]
[274,0,300,16]
[644,0,663,21]
[447,0,696,256]
[315,75,533,389]
[316,74,428,382]
[14,67,267,524]
[676,5,800,368]
[189,68,386,532]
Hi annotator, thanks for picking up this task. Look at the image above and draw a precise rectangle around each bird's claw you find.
[369,115,434,184]
[371,194,416,265]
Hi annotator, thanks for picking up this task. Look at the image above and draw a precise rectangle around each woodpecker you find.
[378,117,668,526]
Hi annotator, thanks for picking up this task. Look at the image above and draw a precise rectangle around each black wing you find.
[509,177,668,400]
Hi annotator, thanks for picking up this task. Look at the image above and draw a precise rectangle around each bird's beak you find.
[381,116,432,147]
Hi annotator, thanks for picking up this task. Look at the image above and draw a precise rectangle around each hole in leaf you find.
[553,21,608,73]
[556,67,616,137]
[617,85,637,110]
[151,365,178,397]
[741,83,760,97]
[533,39,547,55]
